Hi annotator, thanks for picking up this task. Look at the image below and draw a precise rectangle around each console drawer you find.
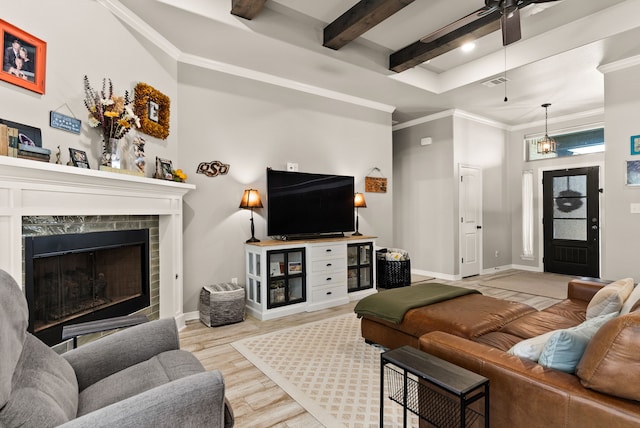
[309,244,346,260]
[310,258,347,273]
[310,271,345,287]
[312,284,347,304]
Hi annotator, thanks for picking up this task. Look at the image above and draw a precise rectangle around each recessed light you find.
[461,42,476,53]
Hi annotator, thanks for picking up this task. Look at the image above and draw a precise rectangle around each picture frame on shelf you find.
[626,160,640,186]
[69,148,90,169]
[631,135,640,155]
[155,156,173,180]
[288,261,302,274]
[1,19,46,94]
[134,82,170,140]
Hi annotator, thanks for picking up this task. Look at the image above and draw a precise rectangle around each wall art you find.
[134,82,170,140]
[1,19,46,94]
[196,160,230,177]
[631,135,640,155]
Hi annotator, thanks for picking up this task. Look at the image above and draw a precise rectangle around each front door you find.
[460,166,482,278]
[542,167,600,277]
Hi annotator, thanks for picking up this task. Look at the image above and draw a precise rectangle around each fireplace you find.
[24,229,150,346]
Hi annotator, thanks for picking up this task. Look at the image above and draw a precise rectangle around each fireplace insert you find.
[24,229,150,346]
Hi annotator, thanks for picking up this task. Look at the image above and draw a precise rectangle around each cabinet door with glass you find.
[347,242,373,292]
[267,248,306,309]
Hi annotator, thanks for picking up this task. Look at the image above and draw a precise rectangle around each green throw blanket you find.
[354,282,481,324]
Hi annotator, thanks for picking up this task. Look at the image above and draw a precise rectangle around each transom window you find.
[525,124,604,161]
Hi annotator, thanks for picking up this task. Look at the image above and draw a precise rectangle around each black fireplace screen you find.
[24,229,150,346]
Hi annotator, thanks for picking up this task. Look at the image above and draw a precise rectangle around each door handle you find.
[476,226,482,229]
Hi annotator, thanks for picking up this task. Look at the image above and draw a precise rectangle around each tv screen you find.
[267,169,354,237]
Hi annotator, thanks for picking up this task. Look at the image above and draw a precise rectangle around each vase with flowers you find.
[83,76,140,167]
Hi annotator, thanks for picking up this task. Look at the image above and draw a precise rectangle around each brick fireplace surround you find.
[0,156,195,330]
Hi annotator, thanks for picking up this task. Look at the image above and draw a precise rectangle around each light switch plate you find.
[630,203,640,214]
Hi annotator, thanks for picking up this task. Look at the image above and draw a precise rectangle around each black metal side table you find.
[380,345,489,428]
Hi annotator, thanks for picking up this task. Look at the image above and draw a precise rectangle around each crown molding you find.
[598,54,640,74]
[179,54,396,113]
[98,0,395,114]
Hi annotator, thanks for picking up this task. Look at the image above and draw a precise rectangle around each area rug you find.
[231,313,417,427]
[479,271,573,299]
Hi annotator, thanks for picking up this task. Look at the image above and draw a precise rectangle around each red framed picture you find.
[1,19,46,94]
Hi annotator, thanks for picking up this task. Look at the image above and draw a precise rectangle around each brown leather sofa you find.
[362,279,640,427]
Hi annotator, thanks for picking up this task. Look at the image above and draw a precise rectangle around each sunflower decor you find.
[134,82,170,139]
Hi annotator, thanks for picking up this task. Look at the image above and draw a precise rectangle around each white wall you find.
[393,116,455,276]
[602,61,640,280]
[0,0,179,169]
[453,115,509,270]
[177,64,393,312]
[1,0,395,314]
[392,113,509,278]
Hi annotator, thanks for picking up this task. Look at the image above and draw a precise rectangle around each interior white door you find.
[459,166,482,278]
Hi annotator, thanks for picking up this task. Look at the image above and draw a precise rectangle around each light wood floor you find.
[178,269,567,427]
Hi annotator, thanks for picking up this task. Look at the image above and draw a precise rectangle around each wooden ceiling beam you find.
[324,0,416,50]
[389,9,501,73]
[231,0,267,20]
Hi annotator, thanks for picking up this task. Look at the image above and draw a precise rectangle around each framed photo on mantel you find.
[1,19,46,94]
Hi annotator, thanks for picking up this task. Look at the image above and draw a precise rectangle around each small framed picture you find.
[288,261,302,274]
[69,148,90,169]
[148,100,159,123]
[155,156,173,180]
[626,160,640,186]
[631,135,640,155]
[270,262,281,277]
[1,19,46,94]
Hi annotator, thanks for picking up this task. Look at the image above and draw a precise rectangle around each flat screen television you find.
[267,169,354,238]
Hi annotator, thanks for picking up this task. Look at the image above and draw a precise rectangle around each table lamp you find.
[239,189,263,243]
[353,192,366,236]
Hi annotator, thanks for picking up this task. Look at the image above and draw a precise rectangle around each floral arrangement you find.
[172,168,187,182]
[83,75,140,142]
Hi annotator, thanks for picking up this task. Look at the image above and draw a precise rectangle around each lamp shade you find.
[354,192,367,208]
[239,189,263,209]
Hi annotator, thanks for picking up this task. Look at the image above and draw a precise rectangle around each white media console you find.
[245,236,376,320]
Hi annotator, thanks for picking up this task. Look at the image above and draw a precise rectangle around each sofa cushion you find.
[499,310,580,340]
[0,334,78,428]
[507,330,556,361]
[576,311,640,401]
[620,282,640,315]
[0,269,29,408]
[538,312,617,373]
[586,278,633,319]
[77,349,205,416]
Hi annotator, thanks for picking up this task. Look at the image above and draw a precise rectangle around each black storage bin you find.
[376,248,411,289]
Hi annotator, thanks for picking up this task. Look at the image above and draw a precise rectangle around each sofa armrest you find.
[567,278,609,302]
[63,318,180,390]
[59,371,228,428]
[419,331,640,428]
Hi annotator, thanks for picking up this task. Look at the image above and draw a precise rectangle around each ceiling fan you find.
[487,0,562,45]
[421,0,561,47]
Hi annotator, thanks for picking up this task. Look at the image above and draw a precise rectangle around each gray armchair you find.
[0,269,233,427]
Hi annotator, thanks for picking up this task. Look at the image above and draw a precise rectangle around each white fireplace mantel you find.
[0,156,195,328]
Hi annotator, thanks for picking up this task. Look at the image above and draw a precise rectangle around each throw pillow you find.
[576,311,640,401]
[586,278,633,319]
[507,330,556,361]
[620,282,640,315]
[538,312,617,373]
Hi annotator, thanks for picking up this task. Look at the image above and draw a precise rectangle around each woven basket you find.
[199,283,245,327]
[377,251,411,289]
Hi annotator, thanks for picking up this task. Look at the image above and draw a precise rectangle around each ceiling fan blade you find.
[501,7,521,45]
[420,7,490,44]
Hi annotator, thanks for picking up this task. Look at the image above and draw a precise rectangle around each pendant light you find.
[537,103,557,154]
